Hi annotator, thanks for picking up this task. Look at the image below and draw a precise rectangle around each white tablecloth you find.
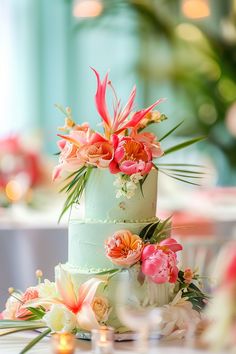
[0,331,217,354]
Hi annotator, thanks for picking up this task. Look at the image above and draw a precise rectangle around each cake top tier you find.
[83,168,157,221]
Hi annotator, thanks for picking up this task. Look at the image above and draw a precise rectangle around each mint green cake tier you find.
[68,219,158,270]
[83,169,157,220]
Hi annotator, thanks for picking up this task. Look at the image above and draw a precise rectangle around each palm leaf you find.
[0,320,46,329]
[157,163,205,168]
[159,169,201,186]
[19,328,51,354]
[159,120,184,142]
[164,136,206,155]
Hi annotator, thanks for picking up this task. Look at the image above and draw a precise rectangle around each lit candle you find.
[51,333,75,354]
[91,326,114,354]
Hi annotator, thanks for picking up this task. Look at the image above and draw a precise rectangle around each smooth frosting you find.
[68,220,157,269]
[82,169,157,221]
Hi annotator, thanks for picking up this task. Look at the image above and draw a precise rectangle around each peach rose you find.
[92,296,109,322]
[105,230,143,267]
[78,141,113,168]
[15,287,39,319]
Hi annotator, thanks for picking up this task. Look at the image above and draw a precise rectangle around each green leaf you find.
[159,120,184,142]
[89,268,121,276]
[139,174,148,197]
[160,168,205,175]
[157,163,205,168]
[159,169,201,186]
[164,136,206,156]
[19,328,51,354]
[0,320,46,329]
[26,307,45,320]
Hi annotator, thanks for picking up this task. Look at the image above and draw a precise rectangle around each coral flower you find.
[141,238,183,284]
[15,287,39,319]
[109,136,152,175]
[105,230,143,267]
[79,141,113,168]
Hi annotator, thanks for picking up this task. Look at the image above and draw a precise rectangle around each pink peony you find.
[141,238,183,284]
[78,141,113,168]
[109,136,152,175]
[15,287,39,319]
[105,230,143,267]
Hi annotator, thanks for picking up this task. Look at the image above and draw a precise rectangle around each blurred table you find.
[0,205,67,309]
[0,331,220,354]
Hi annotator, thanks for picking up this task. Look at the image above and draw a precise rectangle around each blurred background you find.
[0,0,236,306]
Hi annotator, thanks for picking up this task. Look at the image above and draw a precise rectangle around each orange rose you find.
[105,230,143,267]
[79,141,113,168]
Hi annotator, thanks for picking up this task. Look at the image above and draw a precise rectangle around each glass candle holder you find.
[51,332,76,354]
[91,326,114,354]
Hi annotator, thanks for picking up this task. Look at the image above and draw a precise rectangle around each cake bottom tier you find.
[56,263,175,333]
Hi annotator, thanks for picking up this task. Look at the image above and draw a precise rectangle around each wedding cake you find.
[0,69,206,346]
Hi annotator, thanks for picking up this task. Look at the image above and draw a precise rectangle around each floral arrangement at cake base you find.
[0,220,208,353]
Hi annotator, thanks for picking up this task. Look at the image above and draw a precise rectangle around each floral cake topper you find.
[53,69,204,220]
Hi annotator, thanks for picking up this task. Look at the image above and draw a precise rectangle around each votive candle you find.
[51,332,76,354]
[91,326,114,354]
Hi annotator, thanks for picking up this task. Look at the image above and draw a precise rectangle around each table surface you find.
[0,331,218,354]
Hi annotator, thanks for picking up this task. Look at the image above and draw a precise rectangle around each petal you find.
[56,265,78,312]
[52,165,63,181]
[115,98,165,134]
[109,160,120,174]
[77,303,100,331]
[91,68,111,127]
[78,278,103,307]
[160,238,183,253]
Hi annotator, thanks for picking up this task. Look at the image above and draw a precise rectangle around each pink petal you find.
[109,160,120,174]
[113,86,136,130]
[115,98,165,134]
[77,303,100,331]
[77,278,103,307]
[91,68,111,127]
[56,265,78,311]
[141,245,156,261]
[58,139,66,150]
[52,165,63,181]
[160,238,183,253]
[114,146,125,163]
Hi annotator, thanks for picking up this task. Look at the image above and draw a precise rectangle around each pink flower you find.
[109,136,152,175]
[15,287,39,319]
[105,230,143,267]
[131,131,164,159]
[141,238,183,284]
[53,126,108,180]
[183,268,194,284]
[92,68,164,138]
[78,141,113,168]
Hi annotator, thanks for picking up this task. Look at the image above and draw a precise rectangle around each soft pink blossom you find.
[105,230,143,267]
[78,141,113,168]
[15,287,39,319]
[109,136,152,175]
[141,238,183,284]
